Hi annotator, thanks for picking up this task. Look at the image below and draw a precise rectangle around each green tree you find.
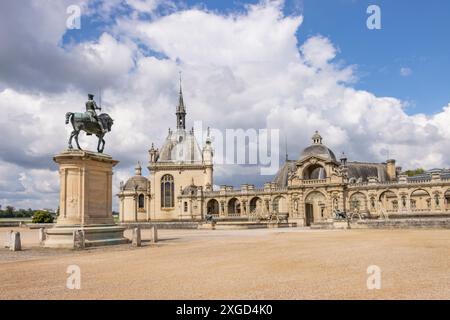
[404,168,426,177]
[32,210,54,223]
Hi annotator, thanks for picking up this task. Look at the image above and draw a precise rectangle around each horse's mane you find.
[98,113,111,120]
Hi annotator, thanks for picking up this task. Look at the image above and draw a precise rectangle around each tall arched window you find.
[161,174,174,208]
[138,194,145,209]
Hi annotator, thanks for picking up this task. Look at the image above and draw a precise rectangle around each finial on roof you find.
[340,151,347,166]
[205,127,212,145]
[312,131,322,145]
[135,161,142,176]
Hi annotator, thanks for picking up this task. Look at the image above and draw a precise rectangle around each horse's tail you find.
[65,112,73,125]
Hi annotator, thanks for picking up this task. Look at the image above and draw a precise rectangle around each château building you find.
[118,84,450,225]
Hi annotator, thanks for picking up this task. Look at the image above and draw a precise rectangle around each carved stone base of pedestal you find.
[43,150,128,248]
[44,224,129,248]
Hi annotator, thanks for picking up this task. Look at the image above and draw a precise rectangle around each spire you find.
[285,134,288,161]
[176,71,186,130]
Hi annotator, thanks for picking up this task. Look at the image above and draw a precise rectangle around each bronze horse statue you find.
[65,112,113,153]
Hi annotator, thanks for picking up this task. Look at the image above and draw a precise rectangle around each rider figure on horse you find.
[86,94,107,133]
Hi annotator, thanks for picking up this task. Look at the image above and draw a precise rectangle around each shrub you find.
[32,211,54,223]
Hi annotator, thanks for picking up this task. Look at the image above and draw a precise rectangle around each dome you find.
[122,162,148,191]
[300,144,336,162]
[123,176,148,191]
[299,131,336,162]
[272,160,296,187]
[158,129,202,163]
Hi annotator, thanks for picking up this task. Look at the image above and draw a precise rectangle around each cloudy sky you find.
[1,0,450,210]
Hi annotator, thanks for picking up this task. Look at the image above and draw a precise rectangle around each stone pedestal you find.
[44,150,128,248]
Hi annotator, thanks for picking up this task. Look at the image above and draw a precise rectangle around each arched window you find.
[304,164,327,180]
[138,194,145,209]
[161,174,174,208]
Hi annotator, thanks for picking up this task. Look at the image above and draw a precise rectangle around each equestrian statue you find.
[65,94,113,153]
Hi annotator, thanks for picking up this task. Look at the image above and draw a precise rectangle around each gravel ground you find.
[0,227,449,300]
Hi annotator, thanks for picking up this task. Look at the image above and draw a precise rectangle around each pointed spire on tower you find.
[176,71,186,129]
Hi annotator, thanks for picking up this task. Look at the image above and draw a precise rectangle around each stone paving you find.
[0,227,449,299]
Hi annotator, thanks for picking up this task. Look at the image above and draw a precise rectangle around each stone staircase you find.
[355,218,450,229]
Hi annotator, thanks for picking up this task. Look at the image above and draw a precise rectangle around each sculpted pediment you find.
[296,155,328,167]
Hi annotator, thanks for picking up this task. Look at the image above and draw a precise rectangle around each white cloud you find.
[400,67,412,77]
[126,0,163,13]
[1,0,450,210]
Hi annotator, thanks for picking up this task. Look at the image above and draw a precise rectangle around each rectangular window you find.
[184,202,188,212]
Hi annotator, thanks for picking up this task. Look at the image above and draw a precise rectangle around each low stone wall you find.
[354,218,450,229]
[310,218,450,230]
[120,222,200,230]
[0,221,22,227]
[26,223,55,229]
[213,221,297,230]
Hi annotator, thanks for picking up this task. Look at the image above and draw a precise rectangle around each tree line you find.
[0,205,56,219]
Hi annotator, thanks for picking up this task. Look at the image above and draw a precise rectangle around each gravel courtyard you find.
[0,227,449,300]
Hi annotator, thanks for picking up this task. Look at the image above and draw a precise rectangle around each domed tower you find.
[118,162,150,222]
[144,76,214,221]
[296,131,340,181]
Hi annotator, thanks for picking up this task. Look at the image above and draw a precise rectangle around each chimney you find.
[386,159,396,181]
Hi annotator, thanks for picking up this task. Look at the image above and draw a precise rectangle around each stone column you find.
[222,200,228,217]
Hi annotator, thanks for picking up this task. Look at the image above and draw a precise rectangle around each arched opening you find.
[379,190,398,213]
[303,164,327,180]
[305,191,326,225]
[138,194,145,209]
[410,189,431,212]
[207,199,220,217]
[249,197,262,214]
[227,198,241,216]
[349,192,367,213]
[272,196,287,213]
[161,174,174,208]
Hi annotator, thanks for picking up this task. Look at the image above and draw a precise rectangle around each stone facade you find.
[118,87,450,225]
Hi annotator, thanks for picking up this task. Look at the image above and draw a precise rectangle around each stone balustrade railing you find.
[302,179,327,185]
[203,187,288,197]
